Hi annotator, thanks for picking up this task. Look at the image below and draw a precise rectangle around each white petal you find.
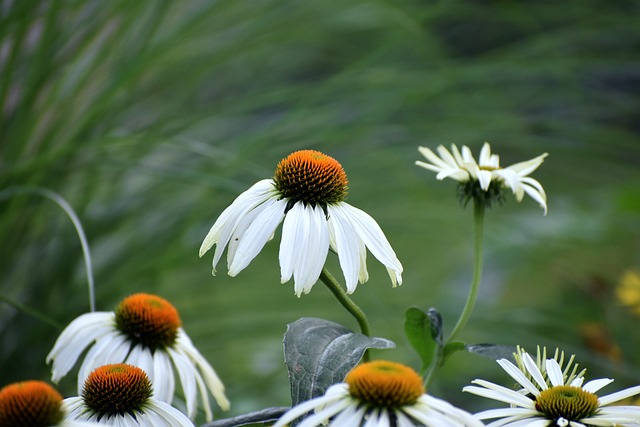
[177,331,230,411]
[418,146,452,170]
[279,201,306,284]
[145,400,195,426]
[294,204,329,295]
[476,169,493,191]
[464,380,535,408]
[199,179,275,258]
[167,347,198,419]
[522,354,548,390]
[506,153,548,176]
[479,142,492,166]
[597,384,640,406]
[77,332,131,391]
[328,205,363,293]
[152,350,176,403]
[227,197,287,276]
[48,313,115,383]
[496,358,543,395]
[335,203,402,285]
[544,358,564,387]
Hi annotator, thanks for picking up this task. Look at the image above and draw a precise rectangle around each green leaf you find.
[404,307,443,374]
[283,317,395,407]
[442,341,466,365]
[466,344,517,362]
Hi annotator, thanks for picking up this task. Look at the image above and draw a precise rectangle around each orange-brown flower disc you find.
[346,360,425,408]
[274,150,348,206]
[0,381,64,427]
[534,385,599,422]
[82,364,152,418]
[115,293,181,350]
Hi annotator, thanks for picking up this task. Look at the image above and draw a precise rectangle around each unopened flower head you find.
[64,364,194,426]
[416,142,548,214]
[464,349,640,426]
[199,149,403,297]
[46,293,229,422]
[0,381,98,427]
[274,360,482,427]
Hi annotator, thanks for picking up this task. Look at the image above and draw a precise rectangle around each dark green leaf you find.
[283,317,395,407]
[404,307,441,374]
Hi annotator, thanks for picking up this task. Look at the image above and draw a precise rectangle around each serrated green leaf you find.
[283,317,395,407]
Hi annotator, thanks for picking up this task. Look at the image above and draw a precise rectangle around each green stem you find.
[447,200,485,343]
[319,268,371,338]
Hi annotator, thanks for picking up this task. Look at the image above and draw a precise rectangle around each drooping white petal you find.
[334,203,402,285]
[464,381,535,408]
[293,204,330,295]
[176,330,230,412]
[199,179,275,259]
[47,312,115,383]
[327,204,363,293]
[506,153,548,176]
[522,353,548,391]
[145,400,195,426]
[279,201,306,284]
[167,347,198,419]
[152,350,176,403]
[227,197,287,276]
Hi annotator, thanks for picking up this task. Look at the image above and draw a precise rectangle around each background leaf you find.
[404,307,443,373]
[283,317,395,407]
[466,344,518,363]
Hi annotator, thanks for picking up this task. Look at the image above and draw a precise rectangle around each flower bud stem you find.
[448,200,485,343]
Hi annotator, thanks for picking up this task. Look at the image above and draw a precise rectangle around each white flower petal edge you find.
[46,312,115,383]
[330,203,403,289]
[199,179,275,262]
[62,397,195,427]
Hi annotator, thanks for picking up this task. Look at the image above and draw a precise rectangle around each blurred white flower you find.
[47,293,229,422]
[416,142,548,213]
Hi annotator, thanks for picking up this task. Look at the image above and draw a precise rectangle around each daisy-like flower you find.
[199,149,403,296]
[0,380,99,427]
[463,350,640,426]
[64,364,193,426]
[46,293,229,422]
[274,360,483,427]
[416,142,548,214]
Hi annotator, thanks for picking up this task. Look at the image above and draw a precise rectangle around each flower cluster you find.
[6,145,639,427]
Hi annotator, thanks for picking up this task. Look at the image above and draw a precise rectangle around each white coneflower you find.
[46,293,229,422]
[64,364,193,426]
[464,350,640,426]
[416,142,548,213]
[274,360,483,427]
[199,149,403,296]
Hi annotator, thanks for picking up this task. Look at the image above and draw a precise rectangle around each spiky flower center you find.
[535,385,599,423]
[273,150,348,208]
[0,381,64,427]
[115,293,181,351]
[82,364,153,419]
[346,360,425,409]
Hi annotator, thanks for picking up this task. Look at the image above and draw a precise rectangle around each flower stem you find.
[447,199,485,343]
[319,268,371,338]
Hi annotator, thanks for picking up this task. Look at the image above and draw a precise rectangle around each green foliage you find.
[283,317,394,407]
[1,0,639,424]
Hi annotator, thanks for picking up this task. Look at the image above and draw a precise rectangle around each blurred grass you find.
[1,0,639,423]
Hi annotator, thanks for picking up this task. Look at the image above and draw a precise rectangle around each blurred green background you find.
[1,0,639,424]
